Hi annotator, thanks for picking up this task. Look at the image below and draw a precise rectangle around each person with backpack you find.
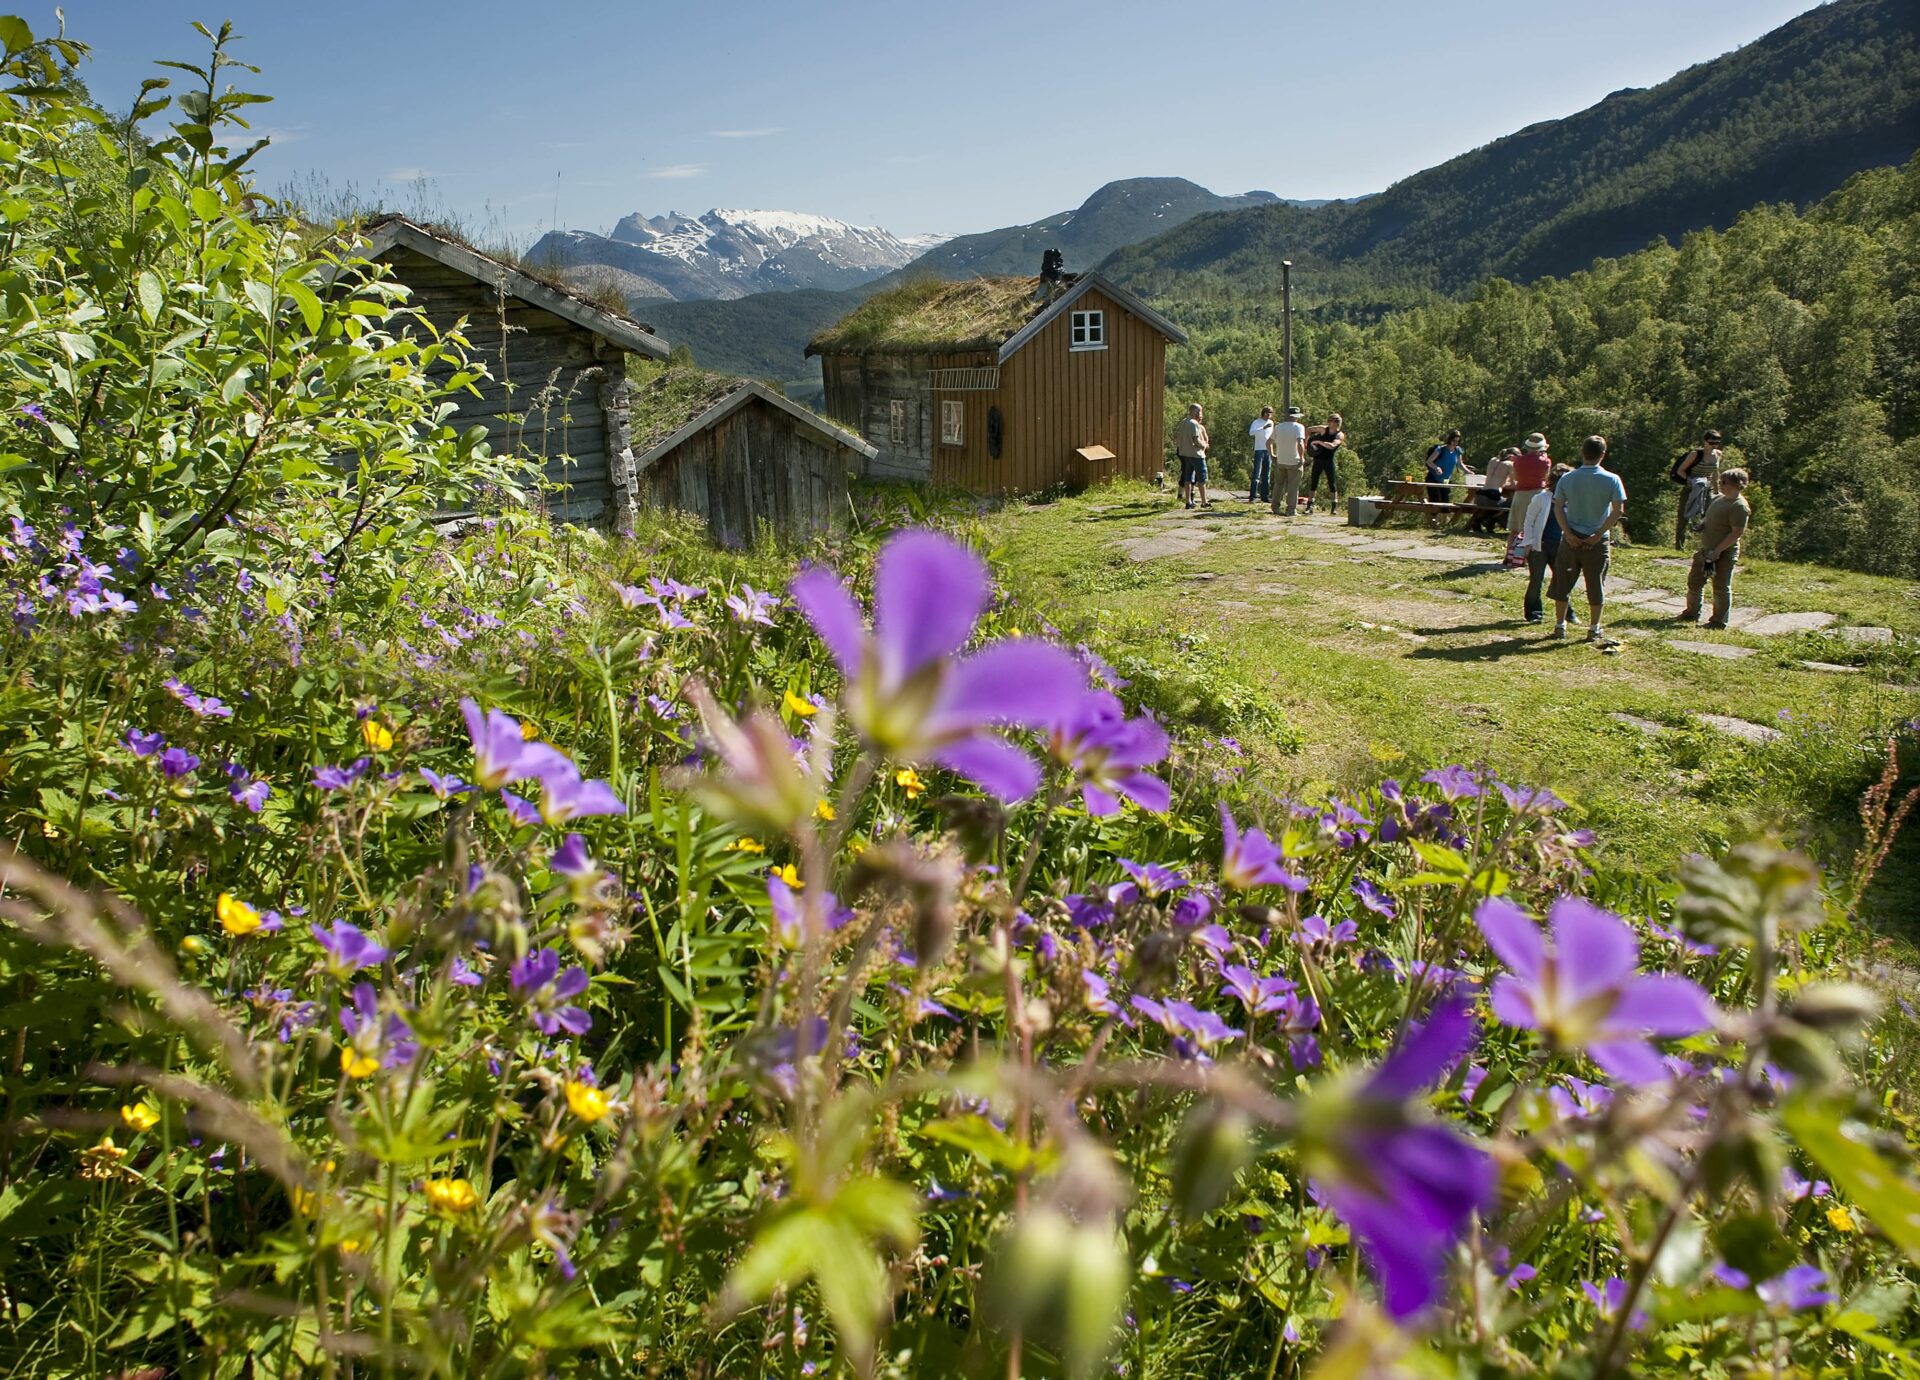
[1516,462,1575,623]
[1671,428,1724,549]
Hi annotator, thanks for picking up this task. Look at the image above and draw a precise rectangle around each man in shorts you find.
[1176,403,1211,509]
[1547,435,1627,643]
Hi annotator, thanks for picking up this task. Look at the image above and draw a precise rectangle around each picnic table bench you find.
[1353,478,1509,530]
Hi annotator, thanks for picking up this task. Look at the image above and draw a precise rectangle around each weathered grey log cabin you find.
[630,369,876,546]
[806,268,1186,492]
[355,215,671,529]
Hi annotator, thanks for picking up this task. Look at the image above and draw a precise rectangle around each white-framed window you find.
[1070,309,1106,351]
[889,398,908,447]
[940,399,965,446]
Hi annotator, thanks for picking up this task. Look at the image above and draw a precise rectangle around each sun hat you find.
[1523,433,1549,453]
[1285,406,1304,418]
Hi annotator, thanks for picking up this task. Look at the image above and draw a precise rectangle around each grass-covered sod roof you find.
[806,276,1048,356]
[629,367,749,455]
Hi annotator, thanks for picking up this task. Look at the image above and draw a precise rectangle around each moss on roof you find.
[629,367,749,454]
[806,276,1048,356]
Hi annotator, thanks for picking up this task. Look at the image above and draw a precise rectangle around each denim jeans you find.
[1248,450,1271,501]
[1524,546,1552,618]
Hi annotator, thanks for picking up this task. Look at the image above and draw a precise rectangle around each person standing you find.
[1678,467,1752,629]
[1424,429,1466,503]
[1270,405,1308,517]
[1546,435,1627,643]
[1468,446,1517,534]
[1517,463,1575,623]
[1176,403,1211,510]
[1247,406,1275,504]
[1506,433,1552,566]
[1671,428,1724,549]
[1304,412,1345,515]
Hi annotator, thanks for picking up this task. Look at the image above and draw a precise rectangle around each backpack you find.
[1668,448,1700,486]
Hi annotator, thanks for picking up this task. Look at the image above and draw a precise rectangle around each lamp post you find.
[1281,259,1293,414]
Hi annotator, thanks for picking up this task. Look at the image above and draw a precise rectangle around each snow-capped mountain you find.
[528,208,949,303]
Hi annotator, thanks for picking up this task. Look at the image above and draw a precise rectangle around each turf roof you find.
[806,277,1048,356]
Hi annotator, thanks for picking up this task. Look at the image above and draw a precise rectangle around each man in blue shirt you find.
[1547,435,1627,642]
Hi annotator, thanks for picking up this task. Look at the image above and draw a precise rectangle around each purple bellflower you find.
[725,584,778,626]
[510,948,592,1036]
[164,677,234,719]
[789,529,1086,801]
[1130,995,1243,1062]
[1756,1265,1834,1313]
[312,921,390,979]
[1475,895,1716,1083]
[1109,858,1189,905]
[537,765,626,826]
[160,747,200,780]
[340,982,418,1070]
[766,874,854,948]
[1306,1000,1495,1320]
[125,727,165,758]
[1420,765,1482,801]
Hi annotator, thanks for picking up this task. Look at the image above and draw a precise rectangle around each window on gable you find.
[940,399,965,447]
[1070,309,1106,351]
[889,398,908,447]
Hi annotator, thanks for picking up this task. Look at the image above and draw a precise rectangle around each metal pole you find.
[1281,259,1293,413]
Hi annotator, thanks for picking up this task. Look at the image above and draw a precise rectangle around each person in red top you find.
[1505,432,1552,566]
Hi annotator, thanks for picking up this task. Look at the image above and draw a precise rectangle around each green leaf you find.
[1783,1094,1920,1262]
[285,279,324,334]
[0,17,31,54]
[135,270,163,324]
[1409,839,1471,876]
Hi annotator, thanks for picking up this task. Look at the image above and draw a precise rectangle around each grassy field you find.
[990,482,1920,931]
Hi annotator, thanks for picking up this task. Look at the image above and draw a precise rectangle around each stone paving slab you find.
[1840,625,1894,644]
[1695,713,1781,744]
[1610,712,1669,735]
[1799,661,1862,673]
[1121,532,1214,561]
[1741,610,1836,636]
[1671,640,1756,660]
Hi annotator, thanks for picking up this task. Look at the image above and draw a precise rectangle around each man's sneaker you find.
[1673,610,1700,623]
[1524,612,1543,624]
[1703,620,1728,630]
[1587,626,1605,643]
[1551,622,1568,640]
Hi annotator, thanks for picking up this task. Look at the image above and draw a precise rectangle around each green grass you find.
[990,482,1920,932]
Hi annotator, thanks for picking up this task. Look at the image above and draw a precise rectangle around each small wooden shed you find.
[354,215,672,529]
[630,369,877,546]
[806,271,1187,492]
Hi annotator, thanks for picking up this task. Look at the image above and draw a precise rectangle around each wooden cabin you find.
[630,370,876,546]
[806,271,1187,491]
[354,215,671,530]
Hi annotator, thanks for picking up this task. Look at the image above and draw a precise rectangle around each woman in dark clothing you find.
[1304,412,1345,515]
[1521,463,1575,623]
[1425,429,1465,503]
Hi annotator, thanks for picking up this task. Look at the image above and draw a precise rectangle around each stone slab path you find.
[1695,713,1782,744]
[1671,640,1756,660]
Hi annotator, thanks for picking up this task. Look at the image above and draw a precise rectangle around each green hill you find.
[1103,0,1920,296]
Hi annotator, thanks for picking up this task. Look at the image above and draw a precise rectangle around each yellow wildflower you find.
[80,1134,127,1179]
[730,837,766,854]
[361,718,394,751]
[770,863,802,889]
[1827,1205,1857,1233]
[520,719,540,741]
[120,1102,160,1133]
[565,1080,612,1123]
[814,800,836,822]
[895,768,925,799]
[783,689,818,718]
[423,1178,479,1213]
[340,1046,379,1079]
[216,892,262,937]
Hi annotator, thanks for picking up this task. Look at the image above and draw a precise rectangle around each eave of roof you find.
[632,379,878,475]
[993,272,1189,362]
[354,216,671,360]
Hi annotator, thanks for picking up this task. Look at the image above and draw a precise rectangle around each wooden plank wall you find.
[640,396,853,547]
[817,287,1170,494]
[381,246,618,526]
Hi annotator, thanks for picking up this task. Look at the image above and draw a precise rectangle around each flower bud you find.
[1784,982,1880,1035]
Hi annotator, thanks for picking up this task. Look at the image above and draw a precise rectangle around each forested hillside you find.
[1104,0,1919,297]
[1168,159,1920,576]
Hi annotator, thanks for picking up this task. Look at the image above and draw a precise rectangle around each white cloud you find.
[709,126,782,139]
[649,164,707,179]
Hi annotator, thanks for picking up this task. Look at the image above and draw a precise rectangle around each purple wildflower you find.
[538,766,626,826]
[1756,1265,1833,1312]
[509,949,592,1036]
[1780,1165,1829,1202]
[125,727,165,758]
[449,956,484,987]
[766,874,853,947]
[311,920,390,978]
[417,767,469,799]
[231,776,270,813]
[340,982,419,1069]
[160,747,200,780]
[1420,765,1481,801]
[1308,1000,1495,1320]
[164,677,234,719]
[1110,858,1188,904]
[1475,895,1717,1083]
[1580,1278,1647,1330]
[459,698,571,792]
[725,584,778,626]
[1299,913,1357,947]
[789,529,1086,801]
[312,757,370,792]
[1219,802,1306,891]
[1045,690,1170,815]
[1496,781,1565,815]
[1351,877,1396,918]
[1218,963,1298,1016]
[1130,995,1243,1061]
[501,792,540,828]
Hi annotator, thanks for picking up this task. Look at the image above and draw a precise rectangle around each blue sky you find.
[51,0,1823,243]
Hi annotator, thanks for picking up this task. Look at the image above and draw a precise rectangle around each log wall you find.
[639,395,853,547]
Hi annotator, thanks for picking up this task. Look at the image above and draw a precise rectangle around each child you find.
[1678,468,1752,629]
[1516,463,1574,623]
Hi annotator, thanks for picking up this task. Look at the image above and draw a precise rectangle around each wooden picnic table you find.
[1361,478,1508,529]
